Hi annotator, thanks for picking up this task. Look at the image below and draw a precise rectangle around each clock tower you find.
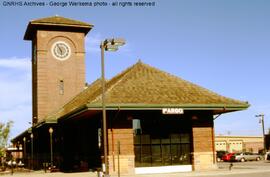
[24,16,93,124]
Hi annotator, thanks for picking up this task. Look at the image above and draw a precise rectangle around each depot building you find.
[12,16,249,175]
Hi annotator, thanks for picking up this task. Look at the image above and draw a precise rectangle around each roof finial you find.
[138,59,142,63]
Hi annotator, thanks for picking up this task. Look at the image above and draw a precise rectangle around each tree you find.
[0,121,13,157]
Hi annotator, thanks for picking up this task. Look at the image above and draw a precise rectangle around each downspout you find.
[213,114,222,164]
[212,125,216,164]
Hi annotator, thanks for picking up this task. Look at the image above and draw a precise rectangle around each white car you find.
[231,152,261,162]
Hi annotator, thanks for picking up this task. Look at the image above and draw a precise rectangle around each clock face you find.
[51,41,71,60]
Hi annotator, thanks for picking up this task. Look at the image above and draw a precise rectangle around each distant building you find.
[215,136,263,153]
[5,146,23,161]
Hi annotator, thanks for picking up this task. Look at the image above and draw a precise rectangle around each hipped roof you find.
[46,61,249,121]
[24,16,93,40]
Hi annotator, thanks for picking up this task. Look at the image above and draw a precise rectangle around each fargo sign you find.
[162,108,184,114]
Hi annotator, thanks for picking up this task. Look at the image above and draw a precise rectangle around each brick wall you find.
[193,127,214,152]
[107,128,135,174]
[33,30,86,122]
[192,113,216,171]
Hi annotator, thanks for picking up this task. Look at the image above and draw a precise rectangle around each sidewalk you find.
[1,164,270,177]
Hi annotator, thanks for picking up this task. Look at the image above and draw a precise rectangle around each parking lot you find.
[1,161,270,177]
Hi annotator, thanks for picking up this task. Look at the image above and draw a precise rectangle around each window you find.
[59,80,64,95]
[133,117,191,167]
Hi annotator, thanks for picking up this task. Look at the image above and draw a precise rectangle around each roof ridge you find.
[137,62,246,104]
[89,60,246,105]
[30,15,57,22]
[62,78,101,106]
[30,15,92,27]
[89,60,143,103]
[24,16,93,40]
[44,79,102,120]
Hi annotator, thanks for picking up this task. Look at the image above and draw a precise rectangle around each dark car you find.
[216,151,227,162]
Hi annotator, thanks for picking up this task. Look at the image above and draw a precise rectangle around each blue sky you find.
[0,0,270,140]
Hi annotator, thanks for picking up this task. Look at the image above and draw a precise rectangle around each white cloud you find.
[0,57,31,139]
[0,57,31,70]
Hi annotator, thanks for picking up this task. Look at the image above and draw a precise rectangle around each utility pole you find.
[255,114,266,152]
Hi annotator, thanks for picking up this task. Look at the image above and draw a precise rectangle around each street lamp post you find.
[30,133,34,170]
[49,127,54,168]
[255,114,266,152]
[100,38,125,177]
[23,137,26,162]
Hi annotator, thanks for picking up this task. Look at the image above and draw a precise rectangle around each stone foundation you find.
[108,155,135,175]
[192,152,217,170]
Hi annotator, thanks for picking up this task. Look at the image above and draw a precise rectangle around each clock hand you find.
[57,44,63,55]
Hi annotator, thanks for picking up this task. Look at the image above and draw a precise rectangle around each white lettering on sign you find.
[162,108,184,114]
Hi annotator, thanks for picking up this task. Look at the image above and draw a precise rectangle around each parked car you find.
[216,151,227,162]
[230,152,261,162]
[222,153,235,162]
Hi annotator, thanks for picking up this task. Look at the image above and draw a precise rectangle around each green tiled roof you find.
[24,16,93,40]
[46,61,249,121]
